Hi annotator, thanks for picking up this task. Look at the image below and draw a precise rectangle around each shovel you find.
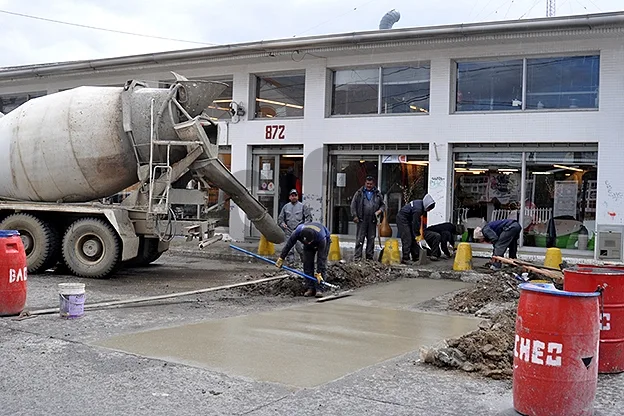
[230,244,352,302]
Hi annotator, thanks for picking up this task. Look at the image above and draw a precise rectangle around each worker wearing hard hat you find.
[473,219,522,270]
[275,222,331,298]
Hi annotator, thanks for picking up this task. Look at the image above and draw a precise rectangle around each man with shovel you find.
[276,222,331,298]
[396,194,436,264]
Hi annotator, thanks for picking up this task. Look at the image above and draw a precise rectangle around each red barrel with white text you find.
[565,266,624,374]
[0,230,27,316]
[513,283,600,416]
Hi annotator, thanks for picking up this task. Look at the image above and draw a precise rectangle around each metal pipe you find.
[2,13,623,80]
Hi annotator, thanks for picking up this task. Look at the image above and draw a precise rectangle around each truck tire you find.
[0,213,60,273]
[62,218,121,278]
[125,237,162,267]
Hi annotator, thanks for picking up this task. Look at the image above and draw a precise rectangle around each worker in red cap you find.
[276,222,331,298]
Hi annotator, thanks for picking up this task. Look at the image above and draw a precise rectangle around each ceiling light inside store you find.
[454,161,468,165]
[406,161,428,165]
[553,164,584,172]
[498,169,519,172]
[532,171,552,175]
[409,105,429,113]
[282,155,304,158]
[256,98,304,109]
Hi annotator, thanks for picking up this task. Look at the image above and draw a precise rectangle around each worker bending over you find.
[276,222,331,298]
[426,222,462,259]
[396,194,436,263]
[473,219,522,270]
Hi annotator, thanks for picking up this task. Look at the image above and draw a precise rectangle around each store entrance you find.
[251,146,304,237]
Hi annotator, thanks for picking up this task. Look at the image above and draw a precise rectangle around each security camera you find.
[229,101,246,117]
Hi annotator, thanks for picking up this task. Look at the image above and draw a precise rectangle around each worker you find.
[396,194,436,264]
[277,189,312,264]
[473,219,522,270]
[276,222,331,298]
[350,175,385,261]
[426,222,463,259]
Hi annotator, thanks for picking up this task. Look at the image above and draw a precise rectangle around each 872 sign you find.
[265,125,285,140]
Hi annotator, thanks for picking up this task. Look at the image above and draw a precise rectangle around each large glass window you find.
[455,54,600,112]
[380,155,429,226]
[255,72,305,118]
[452,149,598,252]
[526,56,599,110]
[0,91,46,113]
[456,60,523,112]
[331,63,430,115]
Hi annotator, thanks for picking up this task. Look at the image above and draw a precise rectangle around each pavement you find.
[1,249,623,415]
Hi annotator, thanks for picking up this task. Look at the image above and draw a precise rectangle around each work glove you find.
[275,257,284,268]
[314,273,324,284]
[417,239,431,250]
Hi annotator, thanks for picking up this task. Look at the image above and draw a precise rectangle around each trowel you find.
[229,245,353,302]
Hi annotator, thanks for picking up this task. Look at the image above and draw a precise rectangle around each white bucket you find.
[58,283,85,319]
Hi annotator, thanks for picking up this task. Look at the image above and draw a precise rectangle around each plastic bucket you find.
[58,283,85,319]
[0,230,27,316]
[513,283,600,416]
[565,266,624,374]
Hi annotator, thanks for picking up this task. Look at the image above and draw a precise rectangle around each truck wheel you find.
[125,237,161,267]
[62,218,121,278]
[0,213,60,273]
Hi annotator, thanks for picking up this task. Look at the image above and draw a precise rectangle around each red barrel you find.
[0,230,28,316]
[513,283,600,416]
[565,266,624,374]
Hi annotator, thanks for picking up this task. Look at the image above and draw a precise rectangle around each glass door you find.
[251,154,279,237]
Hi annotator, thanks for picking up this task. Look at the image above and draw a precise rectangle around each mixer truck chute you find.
[0,74,285,278]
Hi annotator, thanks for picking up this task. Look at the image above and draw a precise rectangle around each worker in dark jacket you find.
[397,194,436,263]
[426,222,462,259]
[276,222,331,298]
[350,176,385,261]
[473,219,522,270]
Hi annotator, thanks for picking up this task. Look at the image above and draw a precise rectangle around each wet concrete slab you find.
[95,279,480,388]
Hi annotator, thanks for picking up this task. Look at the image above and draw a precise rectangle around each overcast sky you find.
[0,0,621,67]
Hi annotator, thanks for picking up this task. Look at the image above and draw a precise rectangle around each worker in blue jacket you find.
[397,194,436,263]
[473,219,522,270]
[276,222,331,298]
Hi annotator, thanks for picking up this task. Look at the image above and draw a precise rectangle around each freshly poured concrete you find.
[96,279,480,388]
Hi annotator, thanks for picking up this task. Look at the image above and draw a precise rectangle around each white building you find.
[2,12,624,261]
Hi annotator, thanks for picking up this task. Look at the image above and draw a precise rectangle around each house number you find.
[265,125,285,140]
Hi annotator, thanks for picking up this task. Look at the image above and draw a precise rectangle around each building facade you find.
[2,12,624,260]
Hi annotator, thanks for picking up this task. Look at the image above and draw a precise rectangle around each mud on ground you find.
[235,260,401,297]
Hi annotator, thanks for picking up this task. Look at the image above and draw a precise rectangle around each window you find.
[0,91,46,113]
[452,147,598,252]
[255,72,305,118]
[455,54,600,112]
[526,56,599,110]
[456,60,523,111]
[331,63,431,115]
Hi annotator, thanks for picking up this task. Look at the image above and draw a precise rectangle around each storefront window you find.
[380,155,429,226]
[329,156,378,235]
[255,72,305,118]
[456,60,523,112]
[452,149,597,251]
[453,152,522,233]
[524,151,597,250]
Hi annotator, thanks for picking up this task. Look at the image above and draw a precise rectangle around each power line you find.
[293,0,380,37]
[0,9,216,46]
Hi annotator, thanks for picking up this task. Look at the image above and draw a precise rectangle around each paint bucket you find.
[565,266,624,374]
[58,283,85,319]
[0,230,27,316]
[513,283,601,416]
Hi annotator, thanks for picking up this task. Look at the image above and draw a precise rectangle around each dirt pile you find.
[420,307,516,379]
[236,261,399,297]
[448,274,520,316]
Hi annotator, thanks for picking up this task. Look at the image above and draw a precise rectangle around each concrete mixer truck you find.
[0,73,285,278]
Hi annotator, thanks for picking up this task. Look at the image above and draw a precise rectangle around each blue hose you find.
[229,244,339,289]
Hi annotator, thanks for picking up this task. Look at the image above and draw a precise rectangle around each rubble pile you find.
[420,307,516,380]
[448,274,520,316]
